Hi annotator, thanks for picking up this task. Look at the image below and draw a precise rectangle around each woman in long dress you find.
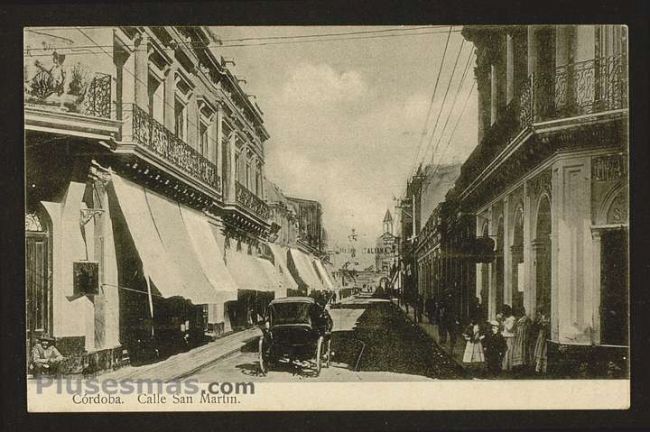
[533,309,550,374]
[501,305,517,372]
[462,320,485,371]
[511,306,532,372]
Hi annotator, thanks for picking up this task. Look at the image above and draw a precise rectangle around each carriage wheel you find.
[258,336,268,375]
[325,338,332,368]
[314,336,323,376]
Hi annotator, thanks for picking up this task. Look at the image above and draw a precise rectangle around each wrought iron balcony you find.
[458,55,627,197]
[519,54,627,125]
[25,65,112,119]
[235,181,270,221]
[130,104,222,193]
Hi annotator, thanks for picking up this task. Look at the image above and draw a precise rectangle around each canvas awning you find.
[267,243,299,293]
[111,174,222,309]
[224,248,277,294]
[258,257,287,299]
[179,207,238,322]
[314,259,335,291]
[287,248,325,292]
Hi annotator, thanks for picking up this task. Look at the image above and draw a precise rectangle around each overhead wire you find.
[407,26,452,179]
[24,26,463,56]
[417,37,466,171]
[426,44,475,166]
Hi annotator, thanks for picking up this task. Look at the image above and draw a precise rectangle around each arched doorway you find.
[511,207,525,313]
[534,196,552,317]
[495,218,505,313]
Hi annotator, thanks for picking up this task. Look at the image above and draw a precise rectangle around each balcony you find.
[127,104,221,194]
[25,65,112,119]
[519,55,627,125]
[235,181,270,221]
[458,55,627,199]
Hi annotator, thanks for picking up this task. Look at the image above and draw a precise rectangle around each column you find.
[215,103,224,180]
[163,64,178,132]
[119,50,137,142]
[506,34,515,103]
[228,134,237,201]
[134,32,149,112]
[527,26,538,76]
[187,93,199,148]
[489,206,497,319]
[590,229,602,345]
[503,197,512,306]
[523,181,534,315]
[490,64,498,125]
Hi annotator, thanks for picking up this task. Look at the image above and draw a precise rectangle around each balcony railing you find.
[520,54,627,125]
[235,181,270,220]
[130,104,221,193]
[459,55,627,196]
[25,66,112,119]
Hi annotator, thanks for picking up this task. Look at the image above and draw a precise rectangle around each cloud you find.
[280,63,367,106]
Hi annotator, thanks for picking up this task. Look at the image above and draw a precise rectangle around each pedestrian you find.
[448,311,461,357]
[438,297,448,344]
[30,335,64,377]
[462,318,485,373]
[511,306,532,375]
[532,307,550,374]
[500,304,516,373]
[483,320,507,378]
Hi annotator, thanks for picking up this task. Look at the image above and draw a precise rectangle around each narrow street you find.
[185,296,465,382]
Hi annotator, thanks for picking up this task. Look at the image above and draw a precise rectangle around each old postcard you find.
[24,25,629,411]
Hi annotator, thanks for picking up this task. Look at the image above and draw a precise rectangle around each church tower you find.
[383,209,393,235]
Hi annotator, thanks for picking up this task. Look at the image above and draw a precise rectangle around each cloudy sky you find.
[211,26,478,252]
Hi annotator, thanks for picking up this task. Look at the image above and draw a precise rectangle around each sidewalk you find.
[99,327,261,381]
[393,300,466,369]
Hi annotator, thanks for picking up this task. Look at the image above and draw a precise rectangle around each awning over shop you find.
[267,243,299,293]
[180,207,238,321]
[258,257,287,299]
[223,248,277,295]
[111,174,222,308]
[287,248,325,292]
[314,259,335,290]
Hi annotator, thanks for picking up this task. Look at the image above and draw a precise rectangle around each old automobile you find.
[258,297,333,376]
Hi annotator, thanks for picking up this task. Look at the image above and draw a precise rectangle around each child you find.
[462,319,485,372]
[483,320,507,378]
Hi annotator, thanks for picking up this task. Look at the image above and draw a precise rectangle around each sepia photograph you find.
[23,23,630,411]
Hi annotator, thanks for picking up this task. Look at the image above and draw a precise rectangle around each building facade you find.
[286,196,324,255]
[460,25,628,376]
[375,210,397,274]
[24,26,284,370]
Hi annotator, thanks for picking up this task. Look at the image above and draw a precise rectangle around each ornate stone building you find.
[24,26,281,370]
[460,25,628,376]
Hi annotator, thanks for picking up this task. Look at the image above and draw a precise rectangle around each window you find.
[255,166,262,196]
[174,99,187,140]
[148,74,164,123]
[200,122,209,157]
[246,161,252,190]
[234,152,240,183]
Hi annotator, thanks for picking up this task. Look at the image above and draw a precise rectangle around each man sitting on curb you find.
[30,335,64,377]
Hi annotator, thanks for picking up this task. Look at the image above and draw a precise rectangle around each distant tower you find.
[383,209,393,235]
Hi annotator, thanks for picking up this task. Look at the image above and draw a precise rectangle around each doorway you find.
[600,229,628,346]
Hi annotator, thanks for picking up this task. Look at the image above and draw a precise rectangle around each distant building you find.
[286,196,324,255]
[375,210,397,274]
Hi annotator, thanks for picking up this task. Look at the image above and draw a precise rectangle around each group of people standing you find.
[461,304,550,378]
